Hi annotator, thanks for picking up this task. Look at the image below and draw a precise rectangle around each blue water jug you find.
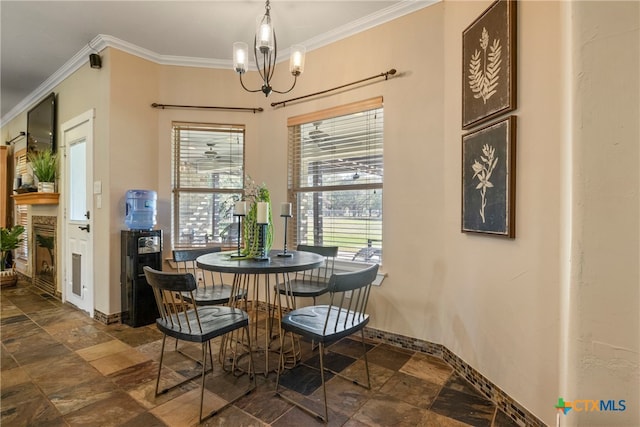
[125,190,157,230]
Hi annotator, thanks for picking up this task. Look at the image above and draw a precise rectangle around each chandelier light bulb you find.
[289,45,306,76]
[256,15,273,53]
[233,42,248,74]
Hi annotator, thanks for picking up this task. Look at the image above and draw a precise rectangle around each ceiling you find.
[1,0,436,125]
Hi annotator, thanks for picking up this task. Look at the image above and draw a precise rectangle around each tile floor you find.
[1,281,521,427]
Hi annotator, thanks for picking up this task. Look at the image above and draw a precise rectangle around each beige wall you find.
[55,52,111,315]
[2,2,637,425]
[106,50,160,311]
[566,1,639,426]
[443,1,565,422]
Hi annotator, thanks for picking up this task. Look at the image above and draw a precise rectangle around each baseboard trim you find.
[363,327,545,427]
[94,309,121,325]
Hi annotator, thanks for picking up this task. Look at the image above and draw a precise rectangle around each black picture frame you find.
[462,116,516,237]
[462,0,517,130]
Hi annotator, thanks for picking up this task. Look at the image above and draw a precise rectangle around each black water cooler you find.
[120,230,162,327]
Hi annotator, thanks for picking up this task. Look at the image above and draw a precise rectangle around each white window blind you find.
[172,122,244,249]
[15,149,28,260]
[288,97,383,263]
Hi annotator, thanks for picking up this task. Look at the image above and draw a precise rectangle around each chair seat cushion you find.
[182,284,247,306]
[156,306,249,343]
[275,279,329,298]
[281,305,369,343]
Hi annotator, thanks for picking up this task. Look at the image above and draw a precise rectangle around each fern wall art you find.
[462,0,517,130]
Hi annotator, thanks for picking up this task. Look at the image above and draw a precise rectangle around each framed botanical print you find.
[462,116,516,237]
[462,0,517,130]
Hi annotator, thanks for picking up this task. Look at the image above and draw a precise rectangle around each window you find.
[172,122,244,249]
[14,149,28,261]
[288,97,383,263]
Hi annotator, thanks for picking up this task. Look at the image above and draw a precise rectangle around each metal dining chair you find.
[173,247,246,306]
[275,263,379,423]
[274,244,338,308]
[143,266,256,424]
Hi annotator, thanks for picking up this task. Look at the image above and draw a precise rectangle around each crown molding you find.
[303,0,439,52]
[1,0,439,126]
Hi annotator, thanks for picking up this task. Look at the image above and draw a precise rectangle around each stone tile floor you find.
[1,281,520,426]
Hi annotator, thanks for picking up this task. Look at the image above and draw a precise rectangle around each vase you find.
[243,202,273,258]
[38,182,55,193]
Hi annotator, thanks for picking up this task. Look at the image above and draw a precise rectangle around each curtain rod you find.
[151,103,263,113]
[270,69,397,108]
[5,131,26,145]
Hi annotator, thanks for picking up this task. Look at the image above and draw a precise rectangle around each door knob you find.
[79,224,90,232]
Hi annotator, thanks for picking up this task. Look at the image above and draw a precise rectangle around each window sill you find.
[333,259,386,286]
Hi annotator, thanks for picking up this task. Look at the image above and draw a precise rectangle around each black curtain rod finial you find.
[5,131,26,145]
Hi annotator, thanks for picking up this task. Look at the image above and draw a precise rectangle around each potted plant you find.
[1,224,25,287]
[28,149,58,192]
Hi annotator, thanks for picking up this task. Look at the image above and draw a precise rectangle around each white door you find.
[62,110,94,316]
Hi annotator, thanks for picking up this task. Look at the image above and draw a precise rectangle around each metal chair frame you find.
[172,247,246,306]
[275,263,379,423]
[143,266,256,424]
[275,244,338,308]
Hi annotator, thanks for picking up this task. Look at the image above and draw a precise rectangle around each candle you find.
[256,202,269,224]
[234,201,246,216]
[280,202,292,217]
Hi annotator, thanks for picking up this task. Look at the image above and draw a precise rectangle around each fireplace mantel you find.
[12,192,59,205]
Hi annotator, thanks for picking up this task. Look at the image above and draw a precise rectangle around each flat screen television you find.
[27,92,57,153]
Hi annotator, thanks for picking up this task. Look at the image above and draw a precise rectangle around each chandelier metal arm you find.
[238,73,264,93]
[270,75,298,94]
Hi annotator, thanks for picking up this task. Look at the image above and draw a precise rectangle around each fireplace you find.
[32,216,56,295]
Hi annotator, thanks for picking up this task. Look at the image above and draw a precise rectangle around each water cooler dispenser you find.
[121,189,161,327]
[121,230,162,327]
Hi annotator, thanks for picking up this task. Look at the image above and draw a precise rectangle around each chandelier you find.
[233,0,306,97]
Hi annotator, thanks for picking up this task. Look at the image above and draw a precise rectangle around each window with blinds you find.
[172,122,244,249]
[288,97,383,263]
[14,149,28,260]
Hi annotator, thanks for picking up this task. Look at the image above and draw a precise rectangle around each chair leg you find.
[323,331,372,390]
[155,335,167,396]
[360,329,372,389]
[200,327,257,423]
[319,342,329,423]
[310,296,319,351]
[275,338,328,424]
[156,335,213,397]
[199,341,208,423]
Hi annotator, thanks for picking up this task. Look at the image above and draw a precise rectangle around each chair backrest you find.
[143,266,204,333]
[324,263,379,334]
[295,244,339,283]
[172,247,223,288]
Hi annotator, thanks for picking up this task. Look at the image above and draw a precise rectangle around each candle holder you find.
[230,213,245,258]
[277,214,293,257]
[254,222,270,261]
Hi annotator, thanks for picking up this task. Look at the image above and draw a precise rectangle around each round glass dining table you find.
[196,249,325,375]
